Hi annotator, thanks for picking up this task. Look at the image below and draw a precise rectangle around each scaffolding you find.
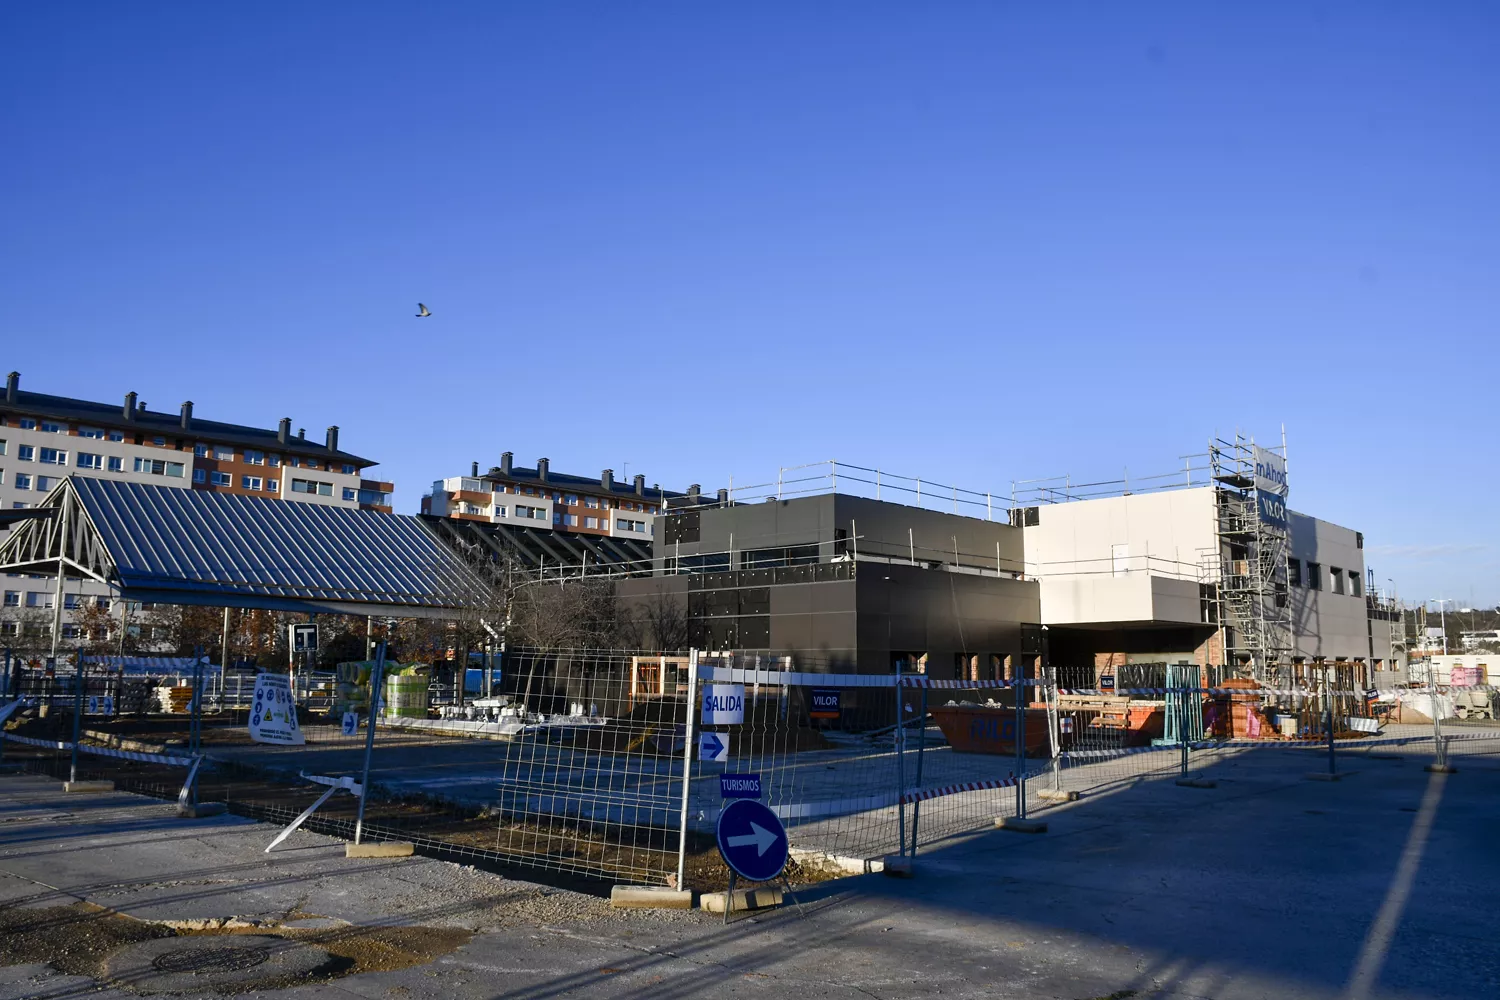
[1209,433,1292,685]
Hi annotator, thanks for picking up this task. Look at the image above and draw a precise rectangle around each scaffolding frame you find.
[1209,432,1293,685]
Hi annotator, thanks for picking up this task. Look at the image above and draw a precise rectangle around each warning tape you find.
[0,733,197,767]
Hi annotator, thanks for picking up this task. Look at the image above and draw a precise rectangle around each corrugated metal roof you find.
[70,477,491,611]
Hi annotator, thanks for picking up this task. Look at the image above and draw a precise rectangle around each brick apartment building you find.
[0,371,393,645]
[423,452,688,541]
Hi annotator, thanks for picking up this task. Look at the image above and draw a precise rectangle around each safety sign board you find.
[809,687,841,720]
[715,798,788,883]
[699,731,730,762]
[701,684,745,726]
[719,773,761,799]
[289,623,318,653]
[249,673,305,746]
[86,695,115,716]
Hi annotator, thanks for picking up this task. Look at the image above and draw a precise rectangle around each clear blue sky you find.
[3,2,1495,606]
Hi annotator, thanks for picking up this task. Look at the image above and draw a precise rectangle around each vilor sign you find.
[701,684,745,725]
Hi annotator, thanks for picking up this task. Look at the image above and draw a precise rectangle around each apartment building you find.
[423,452,686,541]
[0,371,393,646]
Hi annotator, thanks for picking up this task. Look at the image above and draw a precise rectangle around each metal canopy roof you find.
[423,516,653,575]
[0,477,493,618]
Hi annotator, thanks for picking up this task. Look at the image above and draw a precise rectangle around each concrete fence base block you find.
[1036,788,1080,802]
[345,841,414,858]
[997,816,1048,834]
[1175,777,1218,789]
[62,780,115,793]
[880,855,913,878]
[609,886,693,910]
[177,802,228,819]
[1304,771,1349,782]
[1424,763,1458,774]
[699,887,783,914]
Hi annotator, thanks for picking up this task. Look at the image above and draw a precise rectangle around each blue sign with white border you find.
[716,799,788,882]
[719,773,761,799]
[699,731,729,762]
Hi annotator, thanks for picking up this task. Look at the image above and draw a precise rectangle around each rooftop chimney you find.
[472,460,480,477]
[298,427,306,439]
[717,488,729,506]
[688,484,701,504]
[601,469,614,491]
[537,457,549,482]
[633,474,645,496]
[278,418,291,444]
[325,425,339,452]
[123,391,138,421]
[500,451,513,476]
[5,372,16,403]
[138,400,147,412]
[179,401,193,430]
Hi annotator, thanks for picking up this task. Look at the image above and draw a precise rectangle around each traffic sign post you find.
[715,798,803,924]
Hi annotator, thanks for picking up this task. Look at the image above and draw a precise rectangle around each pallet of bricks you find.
[154,684,194,714]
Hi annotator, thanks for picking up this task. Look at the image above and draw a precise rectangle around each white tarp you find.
[249,673,305,745]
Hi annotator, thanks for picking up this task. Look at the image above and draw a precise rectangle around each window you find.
[245,450,265,465]
[18,445,33,461]
[287,456,301,467]
[38,447,66,465]
[561,513,578,527]
[648,505,658,515]
[79,427,106,439]
[95,596,111,610]
[19,418,36,429]
[553,510,563,524]
[583,496,599,508]
[26,592,53,609]
[2,591,17,607]
[61,624,82,640]
[242,476,262,490]
[291,478,333,496]
[40,421,62,433]
[1351,573,1363,598]
[34,476,52,491]
[0,439,5,456]
[151,435,166,446]
[306,460,319,470]
[107,456,123,472]
[342,487,356,501]
[64,594,81,610]
[14,474,30,490]
[269,454,280,467]
[210,471,231,487]
[76,452,102,470]
[493,505,508,517]
[1330,567,1345,595]
[564,494,579,506]
[342,463,356,475]
[584,516,599,529]
[193,468,206,483]
[1306,562,1322,591]
[267,479,278,492]
[1287,557,1302,587]
[133,457,185,477]
[194,443,208,457]
[515,504,545,520]
[213,445,234,461]
[108,430,124,442]
[617,518,645,533]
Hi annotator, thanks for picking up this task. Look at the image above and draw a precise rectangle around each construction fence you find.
[3,648,1497,890]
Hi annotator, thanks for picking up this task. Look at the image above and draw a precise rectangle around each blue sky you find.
[3,2,1495,605]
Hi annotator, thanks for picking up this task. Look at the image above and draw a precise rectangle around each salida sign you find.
[701,684,745,725]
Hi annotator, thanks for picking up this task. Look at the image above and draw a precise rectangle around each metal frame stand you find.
[353,640,388,845]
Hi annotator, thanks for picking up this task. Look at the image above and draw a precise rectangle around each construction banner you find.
[249,673,305,745]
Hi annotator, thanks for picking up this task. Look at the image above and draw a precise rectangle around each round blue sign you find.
[715,799,788,882]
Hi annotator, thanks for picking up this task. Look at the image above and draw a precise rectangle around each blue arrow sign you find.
[699,731,729,762]
[716,799,788,882]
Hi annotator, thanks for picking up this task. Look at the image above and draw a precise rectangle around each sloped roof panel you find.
[70,477,489,610]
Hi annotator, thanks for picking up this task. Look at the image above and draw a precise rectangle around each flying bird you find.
[416,303,431,318]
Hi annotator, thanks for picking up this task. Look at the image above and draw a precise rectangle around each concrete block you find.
[62,780,115,793]
[177,802,228,819]
[345,841,414,858]
[609,886,693,910]
[699,886,783,914]
[996,816,1048,834]
[1175,777,1218,789]
[1036,788,1080,802]
[1304,771,1348,782]
[881,855,913,878]
[1424,763,1458,774]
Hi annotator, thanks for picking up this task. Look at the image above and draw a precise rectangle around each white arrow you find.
[726,822,779,856]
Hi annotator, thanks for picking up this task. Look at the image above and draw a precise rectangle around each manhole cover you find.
[104,935,334,994]
[152,943,271,974]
